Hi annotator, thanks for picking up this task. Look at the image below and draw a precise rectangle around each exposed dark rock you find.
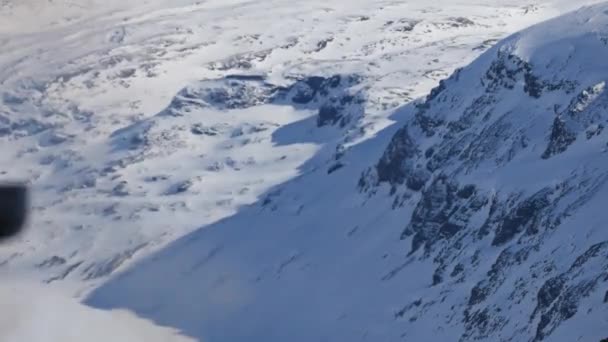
[534,281,595,341]
[376,126,419,186]
[315,37,334,52]
[403,176,459,250]
[523,69,577,99]
[37,256,67,268]
[586,124,603,139]
[191,124,219,136]
[492,188,552,246]
[2,92,26,105]
[317,103,341,127]
[450,95,497,134]
[531,242,608,341]
[524,71,543,98]
[45,261,83,284]
[458,116,515,169]
[112,181,129,197]
[464,308,489,332]
[542,116,576,159]
[194,79,274,109]
[461,308,507,341]
[408,73,456,137]
[539,82,607,160]
[448,17,475,27]
[357,168,373,193]
[165,180,193,195]
[144,175,169,183]
[393,19,419,32]
[457,185,476,199]
[534,275,567,315]
[225,74,266,81]
[432,265,446,285]
[403,176,488,254]
[166,74,364,125]
[415,112,444,137]
[482,52,526,92]
[439,221,464,239]
[405,167,430,191]
[206,50,271,71]
[395,299,422,319]
[427,132,477,172]
[9,118,50,136]
[426,79,447,103]
[327,162,345,174]
[480,51,576,100]
[468,247,530,308]
[469,283,489,306]
[451,263,465,277]
[290,76,326,104]
[82,244,147,280]
[565,82,606,119]
[355,15,608,341]
[473,39,499,51]
[569,241,608,271]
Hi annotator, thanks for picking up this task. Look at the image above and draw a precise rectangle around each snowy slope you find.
[0,281,195,342]
[1,0,593,295]
[2,1,608,342]
[84,3,608,342]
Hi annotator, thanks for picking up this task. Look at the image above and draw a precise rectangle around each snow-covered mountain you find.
[85,3,608,342]
[2,1,608,341]
[1,0,587,293]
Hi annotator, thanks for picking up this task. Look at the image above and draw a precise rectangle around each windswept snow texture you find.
[2,0,608,342]
[84,3,608,342]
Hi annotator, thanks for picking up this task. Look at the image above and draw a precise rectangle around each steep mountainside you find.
[2,0,591,297]
[87,3,608,342]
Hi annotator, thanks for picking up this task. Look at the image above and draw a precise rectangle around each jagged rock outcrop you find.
[367,5,608,341]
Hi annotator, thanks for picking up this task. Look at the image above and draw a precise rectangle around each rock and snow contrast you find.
[2,0,608,341]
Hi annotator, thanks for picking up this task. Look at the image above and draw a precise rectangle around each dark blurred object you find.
[0,183,28,241]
